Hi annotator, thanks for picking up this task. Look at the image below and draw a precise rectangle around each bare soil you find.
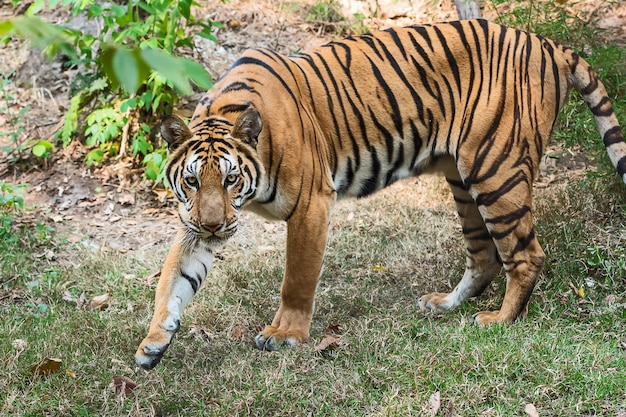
[0,0,625,258]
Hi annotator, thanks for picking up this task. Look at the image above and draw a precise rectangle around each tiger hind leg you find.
[468,174,545,324]
[418,176,501,312]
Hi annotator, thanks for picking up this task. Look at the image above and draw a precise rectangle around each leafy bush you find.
[1,0,219,182]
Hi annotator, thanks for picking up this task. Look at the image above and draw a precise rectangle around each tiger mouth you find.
[184,223,237,243]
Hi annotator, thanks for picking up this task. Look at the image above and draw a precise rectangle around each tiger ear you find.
[231,108,262,148]
[161,115,192,151]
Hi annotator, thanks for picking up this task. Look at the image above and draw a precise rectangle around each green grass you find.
[1,175,625,416]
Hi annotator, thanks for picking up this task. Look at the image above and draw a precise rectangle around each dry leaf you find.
[29,357,62,376]
[525,403,540,417]
[371,265,387,271]
[153,189,173,203]
[110,376,138,396]
[315,335,340,352]
[429,391,441,416]
[190,326,214,340]
[117,193,135,206]
[229,326,245,341]
[144,270,161,286]
[12,339,28,351]
[90,293,111,310]
[568,282,585,299]
[66,369,76,378]
[323,323,341,334]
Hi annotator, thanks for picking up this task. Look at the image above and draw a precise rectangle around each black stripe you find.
[475,170,529,207]
[617,155,626,178]
[590,96,614,117]
[369,107,395,163]
[218,103,251,114]
[433,26,462,94]
[373,37,425,125]
[181,272,200,293]
[511,229,536,256]
[579,78,598,96]
[384,142,405,186]
[603,126,624,147]
[365,54,404,135]
[485,205,531,227]
[233,56,299,108]
[358,147,380,197]
[446,178,467,190]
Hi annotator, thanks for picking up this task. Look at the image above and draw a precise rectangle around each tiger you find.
[135,18,626,370]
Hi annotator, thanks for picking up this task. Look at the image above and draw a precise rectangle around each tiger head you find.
[160,108,263,247]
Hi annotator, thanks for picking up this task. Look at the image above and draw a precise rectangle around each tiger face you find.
[161,109,263,248]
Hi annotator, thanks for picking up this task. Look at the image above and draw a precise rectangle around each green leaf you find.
[181,58,212,90]
[112,47,140,93]
[0,20,14,36]
[32,140,55,158]
[140,48,193,95]
[99,46,120,91]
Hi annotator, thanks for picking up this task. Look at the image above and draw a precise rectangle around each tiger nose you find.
[201,221,223,233]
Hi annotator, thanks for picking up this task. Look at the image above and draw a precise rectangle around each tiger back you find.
[135,19,626,370]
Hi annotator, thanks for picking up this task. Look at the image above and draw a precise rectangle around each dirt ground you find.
[1,0,625,259]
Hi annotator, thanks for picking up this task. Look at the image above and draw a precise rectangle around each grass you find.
[1,175,625,416]
[2,2,626,416]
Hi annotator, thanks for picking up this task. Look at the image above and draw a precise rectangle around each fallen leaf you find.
[525,403,540,417]
[568,282,585,299]
[144,270,161,286]
[66,369,76,378]
[12,339,28,350]
[314,335,340,352]
[117,193,135,206]
[108,214,122,223]
[153,189,173,203]
[110,376,138,396]
[29,358,62,376]
[190,326,214,340]
[371,265,387,271]
[323,323,341,334]
[429,391,441,416]
[229,326,245,341]
[90,293,111,310]
[49,214,65,223]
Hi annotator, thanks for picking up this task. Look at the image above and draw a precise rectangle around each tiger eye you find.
[225,174,238,186]
[184,176,198,188]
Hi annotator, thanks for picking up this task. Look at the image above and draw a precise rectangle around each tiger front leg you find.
[254,199,331,351]
[135,230,213,370]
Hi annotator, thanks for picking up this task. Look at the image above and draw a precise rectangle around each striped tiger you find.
[135,19,626,370]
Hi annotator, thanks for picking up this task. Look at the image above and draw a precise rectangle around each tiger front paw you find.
[417,292,456,312]
[254,325,308,351]
[135,321,179,370]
